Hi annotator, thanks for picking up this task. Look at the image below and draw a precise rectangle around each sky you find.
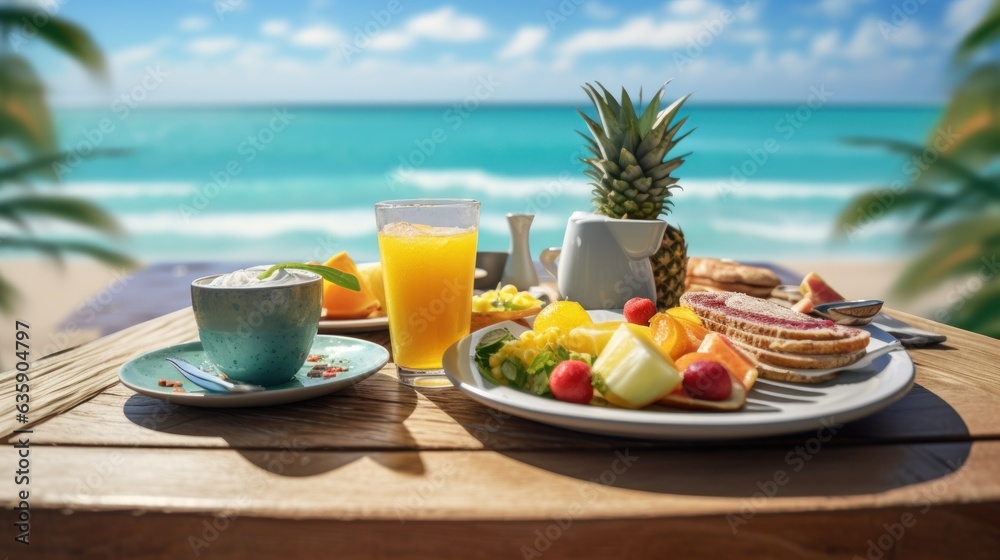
[18,0,996,105]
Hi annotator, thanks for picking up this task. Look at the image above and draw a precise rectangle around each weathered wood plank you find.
[16,504,1000,560]
[3,441,994,519]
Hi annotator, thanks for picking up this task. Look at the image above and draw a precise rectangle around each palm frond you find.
[0,149,129,186]
[947,280,1000,337]
[0,53,56,155]
[0,236,136,269]
[955,0,1000,62]
[0,273,19,313]
[0,8,107,79]
[891,215,1000,298]
[0,195,124,237]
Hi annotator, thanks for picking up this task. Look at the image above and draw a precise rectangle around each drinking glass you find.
[375,199,480,387]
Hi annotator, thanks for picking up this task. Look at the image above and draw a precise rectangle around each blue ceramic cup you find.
[191,267,322,386]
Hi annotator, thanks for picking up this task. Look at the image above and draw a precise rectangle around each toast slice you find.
[726,337,866,370]
[755,361,839,384]
[687,258,781,287]
[700,317,871,355]
[681,292,869,343]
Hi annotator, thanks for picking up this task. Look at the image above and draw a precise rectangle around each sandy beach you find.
[0,258,912,369]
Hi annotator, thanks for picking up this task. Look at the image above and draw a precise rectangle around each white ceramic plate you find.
[318,316,389,334]
[317,265,487,333]
[442,312,915,440]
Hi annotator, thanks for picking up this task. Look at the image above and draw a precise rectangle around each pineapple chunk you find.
[591,323,681,409]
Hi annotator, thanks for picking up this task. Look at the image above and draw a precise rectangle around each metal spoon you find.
[164,357,265,393]
[812,299,885,326]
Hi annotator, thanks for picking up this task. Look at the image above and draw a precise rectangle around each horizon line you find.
[52,100,944,110]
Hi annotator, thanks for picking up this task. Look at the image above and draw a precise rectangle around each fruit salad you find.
[473,298,758,412]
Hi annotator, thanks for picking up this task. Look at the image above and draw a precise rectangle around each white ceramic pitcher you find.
[540,212,667,309]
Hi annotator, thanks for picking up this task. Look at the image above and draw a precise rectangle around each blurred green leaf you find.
[0,53,57,156]
[0,273,19,313]
[0,195,125,237]
[955,0,1000,62]
[0,149,129,185]
[0,7,107,79]
[0,236,136,269]
[889,215,1000,298]
[948,280,1000,337]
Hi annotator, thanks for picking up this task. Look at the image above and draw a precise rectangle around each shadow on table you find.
[425,383,971,498]
[123,372,423,477]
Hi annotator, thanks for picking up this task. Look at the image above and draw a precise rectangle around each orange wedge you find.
[321,251,380,319]
[697,333,759,390]
[673,352,718,373]
[649,313,689,360]
[665,306,702,326]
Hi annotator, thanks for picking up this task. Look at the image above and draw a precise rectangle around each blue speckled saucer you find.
[119,335,389,408]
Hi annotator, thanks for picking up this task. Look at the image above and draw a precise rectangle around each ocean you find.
[47,104,939,264]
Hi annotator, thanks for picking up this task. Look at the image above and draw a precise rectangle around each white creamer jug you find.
[540,212,667,309]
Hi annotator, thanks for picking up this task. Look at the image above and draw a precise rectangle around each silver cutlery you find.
[164,357,265,393]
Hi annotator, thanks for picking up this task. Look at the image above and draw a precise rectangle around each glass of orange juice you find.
[375,199,480,387]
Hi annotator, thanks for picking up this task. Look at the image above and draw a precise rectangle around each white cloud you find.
[233,42,277,66]
[407,6,487,41]
[111,39,170,66]
[187,37,240,56]
[583,1,617,20]
[261,19,291,38]
[843,17,886,59]
[667,0,711,16]
[289,24,344,48]
[556,16,702,59]
[890,21,928,49]
[730,28,768,44]
[178,16,210,32]
[369,6,488,51]
[497,26,548,60]
[946,0,992,32]
[811,30,839,57]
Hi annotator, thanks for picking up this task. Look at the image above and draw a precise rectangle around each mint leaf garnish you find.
[257,262,360,291]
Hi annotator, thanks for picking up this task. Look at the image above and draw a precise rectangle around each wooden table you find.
[2,307,999,558]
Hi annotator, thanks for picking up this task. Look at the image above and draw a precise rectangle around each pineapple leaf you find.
[577,110,616,160]
[595,82,622,119]
[654,92,692,132]
[635,112,674,161]
[583,84,622,143]
[637,86,666,136]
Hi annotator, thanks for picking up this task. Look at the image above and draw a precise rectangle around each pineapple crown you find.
[578,80,693,220]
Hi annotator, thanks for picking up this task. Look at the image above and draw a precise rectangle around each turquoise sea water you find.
[47,104,939,263]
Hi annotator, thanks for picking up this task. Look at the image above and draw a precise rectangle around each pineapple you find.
[578,81,692,309]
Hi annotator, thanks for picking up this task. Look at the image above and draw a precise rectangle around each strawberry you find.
[623,297,657,326]
[681,361,732,401]
[549,360,593,404]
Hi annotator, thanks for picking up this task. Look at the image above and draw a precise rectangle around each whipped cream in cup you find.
[192,266,322,386]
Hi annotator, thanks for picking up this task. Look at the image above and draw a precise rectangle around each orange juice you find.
[378,222,478,370]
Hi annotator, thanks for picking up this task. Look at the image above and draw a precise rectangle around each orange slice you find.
[321,251,380,319]
[673,352,719,373]
[649,313,690,361]
[665,306,702,326]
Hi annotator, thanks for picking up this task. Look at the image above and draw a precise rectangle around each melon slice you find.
[591,324,681,409]
[321,251,380,319]
[800,272,845,305]
[792,297,815,314]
